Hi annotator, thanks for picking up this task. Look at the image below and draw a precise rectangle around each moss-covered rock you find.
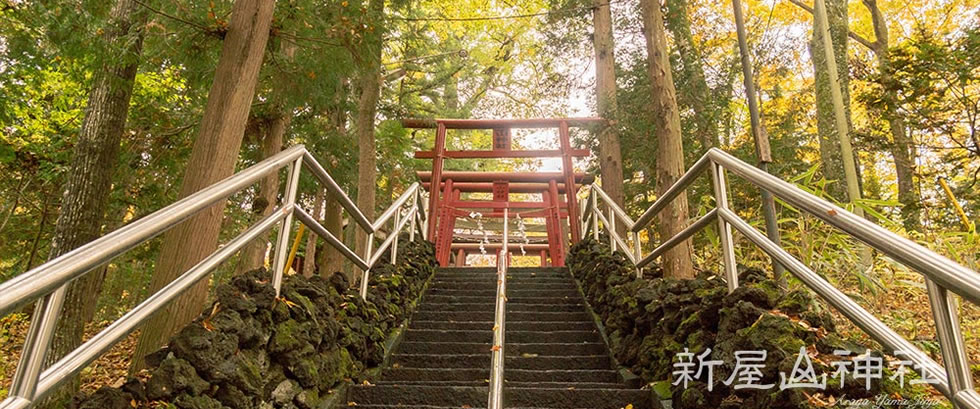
[567,238,935,409]
[73,238,437,409]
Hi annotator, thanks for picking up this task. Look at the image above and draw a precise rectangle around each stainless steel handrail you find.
[0,145,428,409]
[488,208,508,409]
[581,147,979,407]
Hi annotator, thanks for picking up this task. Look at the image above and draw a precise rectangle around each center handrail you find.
[0,144,428,409]
[581,147,980,408]
[488,208,508,409]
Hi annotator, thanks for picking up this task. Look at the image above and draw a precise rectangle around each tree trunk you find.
[592,0,626,218]
[353,0,385,281]
[863,0,921,232]
[809,0,854,202]
[663,0,717,152]
[236,41,296,275]
[25,192,52,272]
[38,0,147,405]
[303,189,324,277]
[813,0,863,211]
[131,0,275,372]
[318,197,345,277]
[236,119,285,275]
[639,0,695,280]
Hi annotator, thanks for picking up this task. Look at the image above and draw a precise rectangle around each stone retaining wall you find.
[74,239,436,409]
[568,239,931,408]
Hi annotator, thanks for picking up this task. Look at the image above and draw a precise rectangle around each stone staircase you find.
[344,267,652,408]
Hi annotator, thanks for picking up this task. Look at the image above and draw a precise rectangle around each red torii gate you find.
[403,118,603,267]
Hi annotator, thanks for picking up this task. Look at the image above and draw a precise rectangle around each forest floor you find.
[0,271,977,403]
[824,267,980,397]
[0,314,147,401]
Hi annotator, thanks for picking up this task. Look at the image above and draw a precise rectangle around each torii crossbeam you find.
[404,118,604,267]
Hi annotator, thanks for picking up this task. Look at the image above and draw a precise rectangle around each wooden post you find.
[435,178,454,265]
[732,0,785,283]
[548,180,565,266]
[427,122,447,238]
[455,248,466,266]
[540,250,548,267]
[557,121,581,243]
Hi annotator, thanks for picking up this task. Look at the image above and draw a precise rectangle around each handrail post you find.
[710,161,738,292]
[10,287,67,403]
[409,195,417,242]
[488,208,508,409]
[272,157,303,295]
[926,280,974,404]
[590,191,599,241]
[390,210,401,265]
[608,206,617,253]
[360,232,374,299]
[632,231,642,278]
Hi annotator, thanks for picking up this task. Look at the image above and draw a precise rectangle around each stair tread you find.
[355,267,649,408]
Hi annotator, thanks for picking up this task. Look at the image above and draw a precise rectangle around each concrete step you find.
[389,354,610,370]
[380,368,621,384]
[395,342,609,356]
[411,320,596,332]
[424,295,583,305]
[437,267,569,275]
[413,310,591,322]
[347,385,650,408]
[403,329,601,344]
[429,280,577,290]
[427,288,581,297]
[418,302,585,313]
[373,379,629,389]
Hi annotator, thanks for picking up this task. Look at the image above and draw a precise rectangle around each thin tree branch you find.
[785,0,877,51]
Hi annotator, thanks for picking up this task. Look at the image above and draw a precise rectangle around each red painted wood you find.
[434,178,454,266]
[449,209,566,219]
[417,171,593,183]
[455,248,465,267]
[427,123,447,238]
[423,182,565,194]
[492,181,509,201]
[450,201,567,209]
[451,243,549,250]
[415,149,590,159]
[401,117,605,129]
[492,128,511,151]
[558,121,581,242]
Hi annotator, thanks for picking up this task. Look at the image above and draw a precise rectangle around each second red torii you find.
[404,117,603,267]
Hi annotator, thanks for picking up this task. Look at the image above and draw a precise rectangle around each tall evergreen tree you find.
[639,0,695,280]
[591,0,626,212]
[663,0,717,152]
[353,0,385,280]
[809,0,854,202]
[39,0,147,405]
[863,0,921,232]
[131,0,277,372]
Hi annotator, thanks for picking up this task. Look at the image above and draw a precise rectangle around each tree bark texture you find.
[303,189,324,277]
[663,0,717,152]
[40,0,147,405]
[236,118,286,275]
[592,0,627,218]
[318,197,345,278]
[863,0,921,232]
[353,0,385,280]
[639,0,695,280]
[131,0,276,372]
[809,0,853,202]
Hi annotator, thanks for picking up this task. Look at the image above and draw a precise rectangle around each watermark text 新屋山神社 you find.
[672,347,941,392]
